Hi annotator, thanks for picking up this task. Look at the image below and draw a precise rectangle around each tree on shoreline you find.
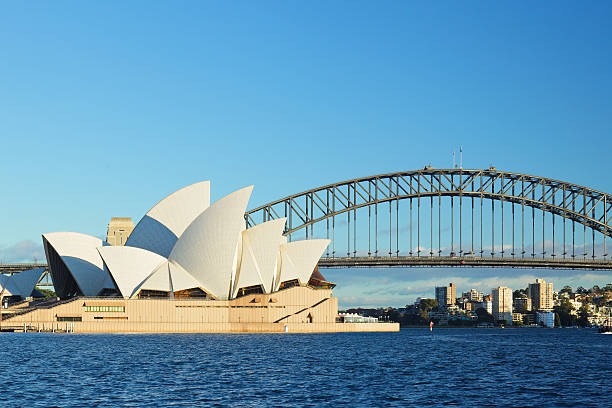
[577,304,590,327]
[475,307,495,324]
[554,298,576,327]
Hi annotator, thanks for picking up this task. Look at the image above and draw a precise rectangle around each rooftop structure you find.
[106,218,134,246]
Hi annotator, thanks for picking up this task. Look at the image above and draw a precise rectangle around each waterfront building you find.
[435,283,456,307]
[106,217,135,246]
[462,289,483,302]
[428,305,476,325]
[6,181,397,333]
[338,313,379,323]
[457,299,474,311]
[528,278,554,311]
[481,300,493,314]
[512,313,524,325]
[537,311,555,328]
[523,313,536,325]
[514,297,532,312]
[492,286,513,324]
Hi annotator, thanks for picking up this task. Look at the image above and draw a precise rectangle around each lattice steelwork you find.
[246,169,612,270]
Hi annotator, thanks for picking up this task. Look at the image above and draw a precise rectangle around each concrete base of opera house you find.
[5,322,399,334]
[3,286,399,333]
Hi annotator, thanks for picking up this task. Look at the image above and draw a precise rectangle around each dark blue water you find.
[1,328,609,407]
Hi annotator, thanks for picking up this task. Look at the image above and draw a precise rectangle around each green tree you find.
[577,304,590,327]
[36,288,56,298]
[419,298,438,311]
[559,285,573,295]
[475,307,495,324]
[385,308,401,323]
[554,298,576,327]
[417,299,438,324]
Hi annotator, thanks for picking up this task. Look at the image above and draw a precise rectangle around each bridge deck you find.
[0,264,47,273]
[318,256,612,270]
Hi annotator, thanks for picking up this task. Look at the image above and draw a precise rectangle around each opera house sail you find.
[3,181,398,333]
[0,268,46,301]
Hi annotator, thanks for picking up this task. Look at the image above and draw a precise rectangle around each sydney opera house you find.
[4,182,397,333]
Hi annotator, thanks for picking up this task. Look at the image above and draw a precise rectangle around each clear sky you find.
[1,2,611,307]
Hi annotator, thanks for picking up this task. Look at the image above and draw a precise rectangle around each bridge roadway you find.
[0,264,48,274]
[0,264,52,286]
[3,256,612,278]
[318,256,612,270]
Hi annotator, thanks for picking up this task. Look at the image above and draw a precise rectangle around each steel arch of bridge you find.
[246,168,612,268]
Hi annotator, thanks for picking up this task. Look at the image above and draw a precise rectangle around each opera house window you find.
[57,316,82,322]
[84,306,125,312]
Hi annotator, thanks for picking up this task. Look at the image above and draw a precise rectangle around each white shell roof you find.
[40,182,332,301]
[233,218,286,297]
[168,261,202,293]
[135,258,207,295]
[126,181,210,258]
[273,235,288,291]
[98,247,205,298]
[169,186,253,300]
[139,262,171,293]
[43,232,113,296]
[277,239,330,287]
[98,246,167,299]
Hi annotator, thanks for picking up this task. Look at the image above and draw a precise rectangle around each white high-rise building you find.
[492,286,513,324]
[481,300,493,314]
[463,289,484,302]
[528,278,554,311]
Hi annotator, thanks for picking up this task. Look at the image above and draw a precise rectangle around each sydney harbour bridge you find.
[3,168,612,287]
[245,168,611,270]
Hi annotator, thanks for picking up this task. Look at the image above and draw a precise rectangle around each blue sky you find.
[1,2,611,307]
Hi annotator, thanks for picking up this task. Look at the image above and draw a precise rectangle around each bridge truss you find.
[5,169,612,277]
[246,169,612,269]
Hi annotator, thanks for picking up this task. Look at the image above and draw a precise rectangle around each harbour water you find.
[1,328,609,407]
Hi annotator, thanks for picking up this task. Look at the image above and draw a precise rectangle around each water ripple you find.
[0,329,610,407]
